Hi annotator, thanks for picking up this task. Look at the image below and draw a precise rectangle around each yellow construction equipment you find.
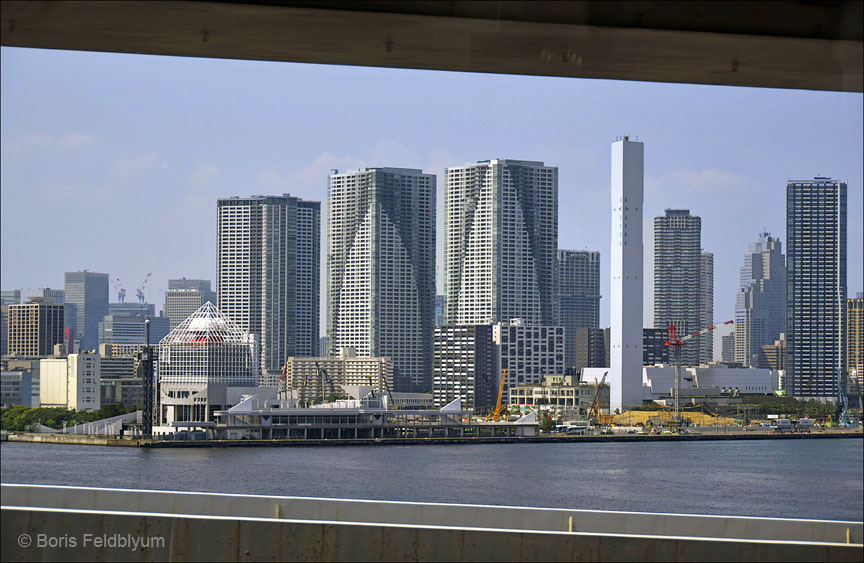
[485,369,508,422]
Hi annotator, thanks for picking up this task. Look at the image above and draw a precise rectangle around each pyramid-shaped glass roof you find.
[159,301,249,346]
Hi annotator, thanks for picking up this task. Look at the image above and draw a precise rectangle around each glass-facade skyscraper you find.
[64,271,109,352]
[786,177,847,398]
[327,168,435,392]
[217,195,320,381]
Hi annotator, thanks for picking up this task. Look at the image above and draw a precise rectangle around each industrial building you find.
[155,302,258,431]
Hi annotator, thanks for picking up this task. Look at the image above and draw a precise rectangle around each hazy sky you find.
[2,47,862,354]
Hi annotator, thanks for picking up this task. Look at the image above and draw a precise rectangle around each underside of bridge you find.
[1,1,862,92]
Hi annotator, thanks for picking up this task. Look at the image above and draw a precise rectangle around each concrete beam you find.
[2,1,862,92]
[3,507,863,562]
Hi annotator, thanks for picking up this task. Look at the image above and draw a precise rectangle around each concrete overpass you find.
[1,1,861,92]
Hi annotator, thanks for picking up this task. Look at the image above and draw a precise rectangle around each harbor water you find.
[2,438,861,521]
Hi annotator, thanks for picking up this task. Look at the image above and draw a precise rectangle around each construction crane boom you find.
[665,320,733,427]
[485,369,508,422]
[136,273,152,303]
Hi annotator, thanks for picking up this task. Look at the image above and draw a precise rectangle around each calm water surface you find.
[2,439,862,521]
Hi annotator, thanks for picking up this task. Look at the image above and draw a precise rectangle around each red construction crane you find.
[136,273,152,303]
[110,278,127,302]
[664,320,733,424]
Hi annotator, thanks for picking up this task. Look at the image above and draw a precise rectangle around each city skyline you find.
[1,47,862,354]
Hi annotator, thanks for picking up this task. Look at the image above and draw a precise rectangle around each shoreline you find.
[4,429,861,448]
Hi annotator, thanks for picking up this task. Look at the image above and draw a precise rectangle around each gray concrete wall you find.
[2,484,861,545]
[3,507,862,563]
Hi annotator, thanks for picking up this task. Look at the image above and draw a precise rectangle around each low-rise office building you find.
[1,370,32,407]
[494,319,565,392]
[39,351,101,411]
[508,375,609,418]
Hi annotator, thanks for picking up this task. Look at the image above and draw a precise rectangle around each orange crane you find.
[485,369,508,422]
[665,320,733,423]
[588,371,609,425]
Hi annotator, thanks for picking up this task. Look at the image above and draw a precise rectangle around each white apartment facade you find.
[327,168,435,392]
[444,159,557,327]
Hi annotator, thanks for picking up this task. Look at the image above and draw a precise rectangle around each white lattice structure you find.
[158,302,258,385]
[156,302,259,429]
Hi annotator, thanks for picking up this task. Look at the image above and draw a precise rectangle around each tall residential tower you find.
[217,195,320,381]
[444,159,557,326]
[327,168,435,392]
[786,177,846,398]
[653,210,706,367]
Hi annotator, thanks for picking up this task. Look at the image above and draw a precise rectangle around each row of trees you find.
[0,404,138,432]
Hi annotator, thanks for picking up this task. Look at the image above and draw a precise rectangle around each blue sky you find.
[1,47,862,354]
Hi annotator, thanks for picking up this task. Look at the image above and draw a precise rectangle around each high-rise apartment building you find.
[786,177,846,398]
[217,195,320,377]
[734,232,786,367]
[654,210,704,367]
[433,324,496,409]
[164,278,217,329]
[847,295,863,388]
[7,299,65,356]
[700,251,714,363]
[558,249,600,369]
[327,168,435,392]
[610,137,644,412]
[64,271,109,352]
[444,159,557,327]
